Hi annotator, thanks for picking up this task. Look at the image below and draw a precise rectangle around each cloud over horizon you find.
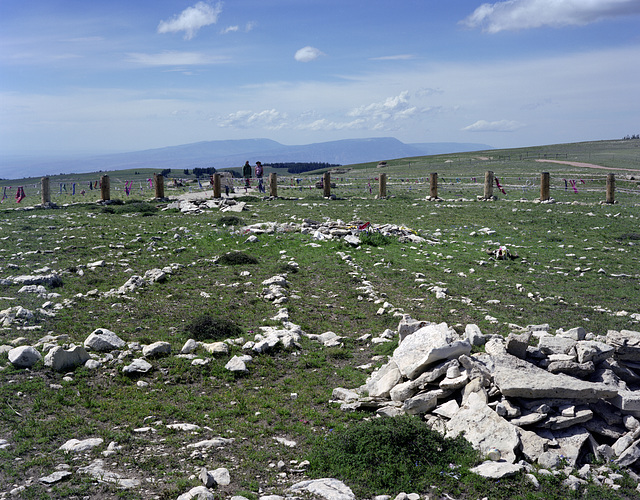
[158,1,223,40]
[219,109,288,129]
[462,119,525,132]
[462,0,640,33]
[126,51,228,66]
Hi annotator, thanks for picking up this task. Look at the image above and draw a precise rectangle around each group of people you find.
[242,160,266,193]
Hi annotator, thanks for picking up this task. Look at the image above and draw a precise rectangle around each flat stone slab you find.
[39,471,72,485]
[612,390,640,412]
[289,478,355,500]
[489,354,618,400]
[59,438,103,453]
[392,322,471,379]
[470,460,524,479]
[606,330,640,361]
[446,393,519,464]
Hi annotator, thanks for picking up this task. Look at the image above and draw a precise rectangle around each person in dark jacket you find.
[242,161,252,188]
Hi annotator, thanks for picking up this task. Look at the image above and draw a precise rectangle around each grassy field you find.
[0,139,639,499]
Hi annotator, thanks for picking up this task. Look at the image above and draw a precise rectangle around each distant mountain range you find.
[2,137,493,180]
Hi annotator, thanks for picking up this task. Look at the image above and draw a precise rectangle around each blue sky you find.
[1,0,640,156]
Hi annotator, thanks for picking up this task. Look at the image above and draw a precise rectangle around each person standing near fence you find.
[243,161,252,189]
[255,161,265,193]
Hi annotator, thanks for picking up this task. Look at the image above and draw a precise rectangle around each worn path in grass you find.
[536,159,640,172]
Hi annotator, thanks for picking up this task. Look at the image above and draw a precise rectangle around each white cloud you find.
[370,54,415,61]
[298,118,366,131]
[158,1,223,40]
[219,109,288,129]
[348,91,417,121]
[126,51,228,66]
[221,21,255,34]
[462,0,640,33]
[294,46,324,62]
[462,119,525,132]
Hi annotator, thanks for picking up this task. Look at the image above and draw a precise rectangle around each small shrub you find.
[359,230,393,247]
[278,263,299,274]
[217,251,258,266]
[185,314,242,341]
[217,215,244,227]
[307,414,479,496]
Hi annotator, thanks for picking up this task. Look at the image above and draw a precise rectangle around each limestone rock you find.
[181,338,198,354]
[538,336,577,356]
[576,340,614,364]
[392,322,471,379]
[212,467,230,486]
[446,392,520,464]
[362,360,402,398]
[8,345,42,368]
[77,458,140,488]
[289,478,356,500]
[39,470,72,485]
[490,354,617,400]
[177,485,216,500]
[59,437,103,453]
[225,355,252,373]
[465,323,485,346]
[142,341,171,358]
[616,439,640,467]
[606,330,640,361]
[538,426,593,467]
[201,342,229,355]
[332,387,360,402]
[547,360,595,378]
[505,331,531,359]
[470,461,524,479]
[122,358,152,375]
[44,345,90,372]
[433,399,460,419]
[403,391,438,415]
[397,316,430,342]
[84,328,126,352]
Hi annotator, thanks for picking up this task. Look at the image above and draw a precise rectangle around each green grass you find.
[0,139,639,499]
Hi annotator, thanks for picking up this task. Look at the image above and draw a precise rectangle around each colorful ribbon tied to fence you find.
[15,186,26,203]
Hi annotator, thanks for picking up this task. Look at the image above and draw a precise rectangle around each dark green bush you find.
[102,202,158,215]
[359,230,393,246]
[217,251,258,266]
[307,415,479,497]
[216,215,244,226]
[185,314,242,341]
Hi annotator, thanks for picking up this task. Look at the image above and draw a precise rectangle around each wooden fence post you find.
[154,173,164,199]
[269,173,277,198]
[540,172,550,201]
[213,173,221,198]
[100,175,110,201]
[41,177,50,205]
[323,172,331,198]
[429,172,438,199]
[379,173,387,198]
[484,171,494,199]
[606,173,615,204]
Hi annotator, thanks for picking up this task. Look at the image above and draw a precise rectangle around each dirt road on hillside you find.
[536,159,640,172]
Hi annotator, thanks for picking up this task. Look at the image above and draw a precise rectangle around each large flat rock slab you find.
[392,322,471,379]
[446,392,520,464]
[489,354,618,400]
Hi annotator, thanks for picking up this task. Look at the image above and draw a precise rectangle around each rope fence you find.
[2,170,639,208]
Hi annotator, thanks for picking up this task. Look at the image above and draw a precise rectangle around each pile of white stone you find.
[333,317,640,490]
[241,219,428,245]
